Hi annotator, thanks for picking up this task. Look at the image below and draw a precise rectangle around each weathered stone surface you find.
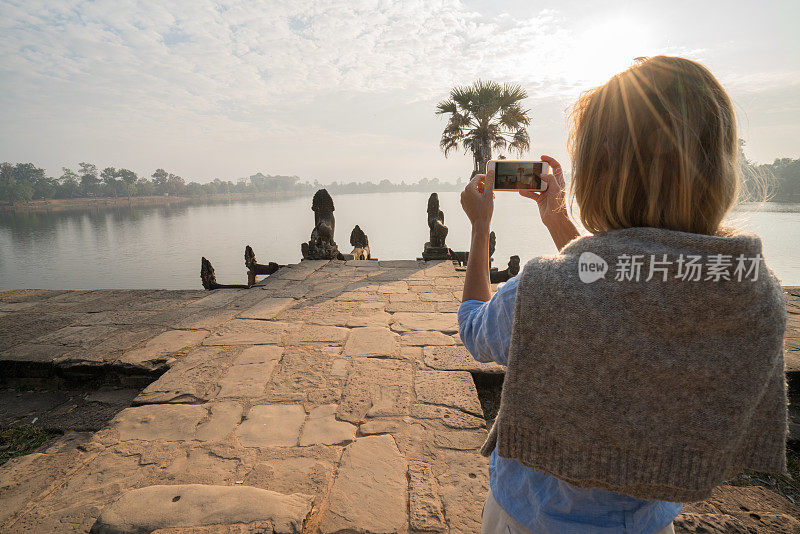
[237,297,295,320]
[337,359,414,424]
[679,485,800,533]
[414,370,483,417]
[424,345,505,373]
[112,404,207,441]
[203,320,291,346]
[330,358,349,377]
[216,346,283,398]
[410,404,486,429]
[317,435,407,534]
[400,331,455,346]
[299,404,356,446]
[135,346,234,404]
[343,327,398,357]
[236,404,306,447]
[673,513,749,533]
[358,419,403,436]
[194,402,243,442]
[112,404,240,442]
[434,449,489,533]
[286,325,349,344]
[408,462,446,532]
[385,301,436,313]
[391,312,458,333]
[89,484,314,534]
[118,329,209,366]
[434,428,487,450]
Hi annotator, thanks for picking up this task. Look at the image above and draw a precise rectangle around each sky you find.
[0,0,798,184]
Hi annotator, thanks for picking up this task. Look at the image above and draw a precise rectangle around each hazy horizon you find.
[1,0,798,184]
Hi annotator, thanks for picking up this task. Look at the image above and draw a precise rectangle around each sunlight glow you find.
[565,15,654,87]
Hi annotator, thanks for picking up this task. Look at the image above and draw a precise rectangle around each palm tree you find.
[436,80,531,175]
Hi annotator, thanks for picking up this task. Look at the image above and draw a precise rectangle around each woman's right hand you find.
[520,154,568,228]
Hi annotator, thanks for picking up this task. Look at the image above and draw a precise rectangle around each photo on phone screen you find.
[494,161,544,190]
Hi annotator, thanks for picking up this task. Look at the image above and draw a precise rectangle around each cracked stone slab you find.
[89,484,314,534]
[337,359,413,424]
[423,345,505,373]
[410,404,486,429]
[391,312,458,333]
[135,346,234,404]
[414,370,483,417]
[343,327,398,357]
[216,346,283,398]
[400,331,456,347]
[203,320,292,346]
[118,330,210,366]
[299,404,356,446]
[236,404,306,447]
[317,435,407,534]
[408,462,446,532]
[111,403,240,442]
[286,325,349,344]
[237,297,296,320]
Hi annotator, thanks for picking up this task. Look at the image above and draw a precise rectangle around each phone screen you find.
[494,161,544,190]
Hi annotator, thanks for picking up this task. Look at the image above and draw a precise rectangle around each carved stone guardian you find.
[301,189,341,260]
[349,225,371,260]
[422,193,451,260]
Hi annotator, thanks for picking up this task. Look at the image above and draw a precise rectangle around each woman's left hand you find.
[461,170,494,229]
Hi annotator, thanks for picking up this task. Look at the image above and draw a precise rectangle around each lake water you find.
[1,192,799,289]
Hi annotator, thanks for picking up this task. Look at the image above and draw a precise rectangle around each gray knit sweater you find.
[481,226,788,502]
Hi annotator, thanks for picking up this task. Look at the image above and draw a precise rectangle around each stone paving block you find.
[135,346,235,404]
[330,358,349,377]
[203,320,292,346]
[391,312,458,333]
[270,261,328,281]
[400,331,456,346]
[418,292,457,302]
[436,301,461,313]
[90,484,314,534]
[237,297,296,320]
[194,402,243,441]
[112,404,208,441]
[216,346,283,398]
[424,345,505,373]
[236,404,306,447]
[286,325,349,344]
[343,326,398,357]
[34,325,118,347]
[435,449,489,533]
[385,301,436,313]
[118,329,210,366]
[358,418,404,436]
[317,435,407,534]
[337,358,414,424]
[299,404,356,446]
[378,260,424,269]
[410,403,486,429]
[408,461,446,532]
[414,370,483,417]
[434,428,488,450]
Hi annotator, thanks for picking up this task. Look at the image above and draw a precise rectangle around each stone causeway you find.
[0,261,798,533]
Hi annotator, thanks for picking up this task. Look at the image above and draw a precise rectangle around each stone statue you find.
[244,245,282,286]
[490,255,521,283]
[422,193,451,260]
[301,189,341,260]
[489,231,496,266]
[201,257,249,290]
[349,225,371,260]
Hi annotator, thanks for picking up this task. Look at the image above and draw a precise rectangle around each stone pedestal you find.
[422,243,451,261]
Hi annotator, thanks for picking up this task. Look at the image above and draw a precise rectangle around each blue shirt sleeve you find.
[457,275,520,366]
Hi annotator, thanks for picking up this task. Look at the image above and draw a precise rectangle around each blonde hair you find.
[569,56,739,235]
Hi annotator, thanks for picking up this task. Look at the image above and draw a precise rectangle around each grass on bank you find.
[0,425,58,466]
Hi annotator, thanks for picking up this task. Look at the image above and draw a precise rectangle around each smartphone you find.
[487,160,549,192]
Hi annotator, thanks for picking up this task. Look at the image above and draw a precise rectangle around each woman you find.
[458,56,787,534]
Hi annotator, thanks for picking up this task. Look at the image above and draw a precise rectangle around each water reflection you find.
[1,196,798,289]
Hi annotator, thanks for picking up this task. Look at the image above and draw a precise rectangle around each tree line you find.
[0,163,463,205]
